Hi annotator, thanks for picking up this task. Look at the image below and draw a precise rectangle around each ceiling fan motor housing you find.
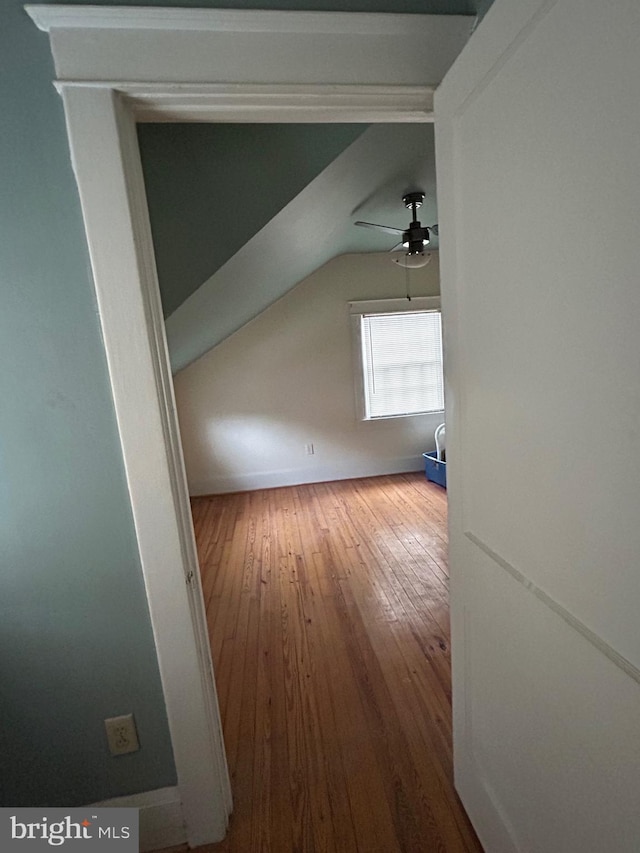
[403,191,425,210]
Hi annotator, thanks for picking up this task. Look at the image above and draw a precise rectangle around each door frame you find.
[26,5,473,846]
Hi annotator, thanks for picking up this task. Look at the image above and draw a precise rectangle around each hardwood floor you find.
[187,473,481,853]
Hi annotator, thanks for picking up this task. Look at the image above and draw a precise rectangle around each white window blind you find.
[360,310,444,419]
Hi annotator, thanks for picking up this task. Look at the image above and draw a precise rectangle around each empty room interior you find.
[8,1,640,851]
[139,119,468,850]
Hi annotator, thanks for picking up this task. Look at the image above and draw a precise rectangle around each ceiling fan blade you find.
[429,224,439,236]
[354,221,404,237]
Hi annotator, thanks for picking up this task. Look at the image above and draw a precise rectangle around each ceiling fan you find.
[355,191,438,267]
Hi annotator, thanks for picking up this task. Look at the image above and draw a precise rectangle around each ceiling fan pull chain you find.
[406,264,411,301]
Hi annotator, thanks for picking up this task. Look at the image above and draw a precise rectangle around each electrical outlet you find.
[305,443,314,455]
[105,714,140,756]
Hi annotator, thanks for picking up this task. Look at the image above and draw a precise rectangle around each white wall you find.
[174,252,443,494]
[435,0,640,850]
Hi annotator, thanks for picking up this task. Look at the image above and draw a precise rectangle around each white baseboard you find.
[91,786,185,852]
[189,454,425,496]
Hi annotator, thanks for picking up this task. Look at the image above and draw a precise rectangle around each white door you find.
[435,1,640,851]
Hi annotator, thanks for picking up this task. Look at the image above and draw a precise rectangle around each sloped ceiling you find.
[138,123,369,317]
[141,123,438,372]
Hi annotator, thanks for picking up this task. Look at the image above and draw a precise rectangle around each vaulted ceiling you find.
[140,123,439,371]
[138,123,370,318]
[135,0,495,371]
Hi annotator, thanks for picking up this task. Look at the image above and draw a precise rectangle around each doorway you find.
[29,6,470,846]
[139,118,456,847]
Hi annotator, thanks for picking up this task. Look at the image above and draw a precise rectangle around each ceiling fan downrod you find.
[403,191,424,221]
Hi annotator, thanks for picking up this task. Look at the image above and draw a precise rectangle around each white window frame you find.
[350,296,443,421]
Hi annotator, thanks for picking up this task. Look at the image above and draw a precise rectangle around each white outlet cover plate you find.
[105,713,140,756]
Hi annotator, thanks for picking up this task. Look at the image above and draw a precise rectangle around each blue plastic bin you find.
[423,451,447,488]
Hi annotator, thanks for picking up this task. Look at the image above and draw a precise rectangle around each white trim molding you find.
[56,83,231,848]
[51,83,437,124]
[122,84,436,124]
[349,295,441,315]
[26,5,474,848]
[91,787,185,853]
[25,6,473,90]
[26,5,472,36]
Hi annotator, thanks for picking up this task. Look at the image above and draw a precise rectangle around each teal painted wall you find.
[475,0,496,21]
[139,123,368,317]
[0,0,176,806]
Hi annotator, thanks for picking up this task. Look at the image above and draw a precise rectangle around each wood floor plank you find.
[185,473,482,853]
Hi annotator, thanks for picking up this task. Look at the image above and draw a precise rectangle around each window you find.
[350,298,444,420]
